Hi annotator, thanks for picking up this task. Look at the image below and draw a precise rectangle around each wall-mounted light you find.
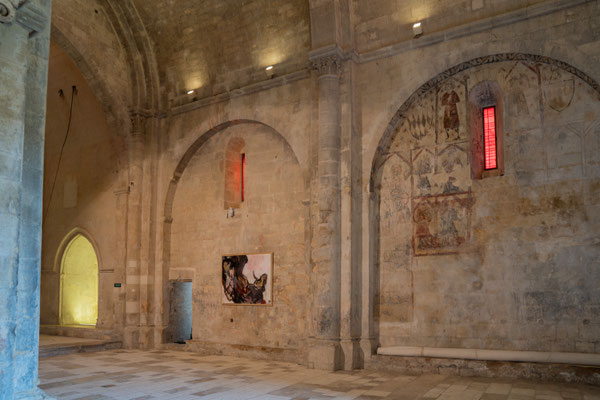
[413,22,423,38]
[187,89,195,95]
[265,65,274,78]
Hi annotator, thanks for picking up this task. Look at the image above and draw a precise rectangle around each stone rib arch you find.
[98,0,163,114]
[370,53,600,191]
[164,119,303,225]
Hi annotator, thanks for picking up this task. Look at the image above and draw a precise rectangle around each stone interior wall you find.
[32,0,600,375]
[52,0,133,127]
[40,41,125,335]
[353,0,550,53]
[169,123,308,360]
[376,60,600,353]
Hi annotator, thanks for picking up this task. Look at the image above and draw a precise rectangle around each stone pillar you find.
[339,58,362,370]
[360,189,378,364]
[0,0,52,398]
[124,115,145,348]
[308,48,343,371]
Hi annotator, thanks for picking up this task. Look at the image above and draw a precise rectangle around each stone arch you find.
[366,53,600,352]
[160,119,305,343]
[98,0,163,113]
[56,228,101,326]
[54,227,103,274]
[164,119,302,225]
[370,53,600,190]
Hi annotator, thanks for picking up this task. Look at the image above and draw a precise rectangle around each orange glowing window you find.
[483,106,497,170]
[241,153,246,202]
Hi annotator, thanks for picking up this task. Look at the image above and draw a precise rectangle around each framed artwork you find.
[221,253,273,305]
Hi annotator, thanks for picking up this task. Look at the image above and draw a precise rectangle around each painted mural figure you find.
[222,255,268,304]
[442,176,460,194]
[439,206,462,247]
[414,205,435,250]
[442,91,460,140]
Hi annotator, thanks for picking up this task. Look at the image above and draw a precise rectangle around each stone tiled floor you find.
[39,350,600,400]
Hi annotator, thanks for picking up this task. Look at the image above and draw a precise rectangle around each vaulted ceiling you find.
[50,0,558,114]
[130,0,311,101]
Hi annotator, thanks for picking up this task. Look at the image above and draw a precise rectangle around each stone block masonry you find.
[0,0,52,398]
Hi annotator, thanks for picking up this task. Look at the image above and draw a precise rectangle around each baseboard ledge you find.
[377,346,600,366]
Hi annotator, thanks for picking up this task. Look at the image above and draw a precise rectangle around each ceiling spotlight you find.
[265,66,274,71]
[413,22,423,37]
[187,90,195,95]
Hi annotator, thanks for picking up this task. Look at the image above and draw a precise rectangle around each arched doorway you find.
[59,234,98,326]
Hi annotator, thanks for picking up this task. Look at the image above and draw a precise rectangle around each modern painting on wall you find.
[222,253,272,305]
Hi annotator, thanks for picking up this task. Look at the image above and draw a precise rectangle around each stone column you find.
[0,0,51,398]
[339,58,362,370]
[308,48,343,371]
[360,189,378,364]
[124,114,145,348]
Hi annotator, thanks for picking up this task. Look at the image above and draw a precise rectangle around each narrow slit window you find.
[241,153,246,202]
[483,106,497,170]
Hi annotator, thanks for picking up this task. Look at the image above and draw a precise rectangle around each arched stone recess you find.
[367,54,600,355]
[54,228,100,327]
[49,29,129,181]
[363,35,600,174]
[53,228,102,276]
[161,120,309,362]
[51,0,164,349]
[40,40,126,337]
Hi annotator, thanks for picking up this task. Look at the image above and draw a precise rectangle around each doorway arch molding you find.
[53,227,103,274]
[55,227,101,326]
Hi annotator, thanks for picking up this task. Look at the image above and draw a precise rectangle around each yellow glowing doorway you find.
[59,234,98,326]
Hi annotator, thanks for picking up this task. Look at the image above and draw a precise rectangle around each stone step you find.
[39,336,122,358]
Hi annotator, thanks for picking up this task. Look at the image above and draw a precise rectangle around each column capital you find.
[0,0,46,35]
[129,111,147,137]
[309,45,344,77]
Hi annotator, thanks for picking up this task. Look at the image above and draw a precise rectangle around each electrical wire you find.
[43,85,76,224]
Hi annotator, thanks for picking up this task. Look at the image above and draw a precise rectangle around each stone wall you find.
[40,41,125,338]
[375,59,600,352]
[168,123,308,361]
[352,0,551,53]
[52,0,133,132]
[358,1,600,362]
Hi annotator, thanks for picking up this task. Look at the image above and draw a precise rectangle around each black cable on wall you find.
[43,85,77,225]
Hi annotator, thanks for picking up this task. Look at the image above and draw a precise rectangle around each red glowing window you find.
[241,153,246,202]
[483,106,497,170]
